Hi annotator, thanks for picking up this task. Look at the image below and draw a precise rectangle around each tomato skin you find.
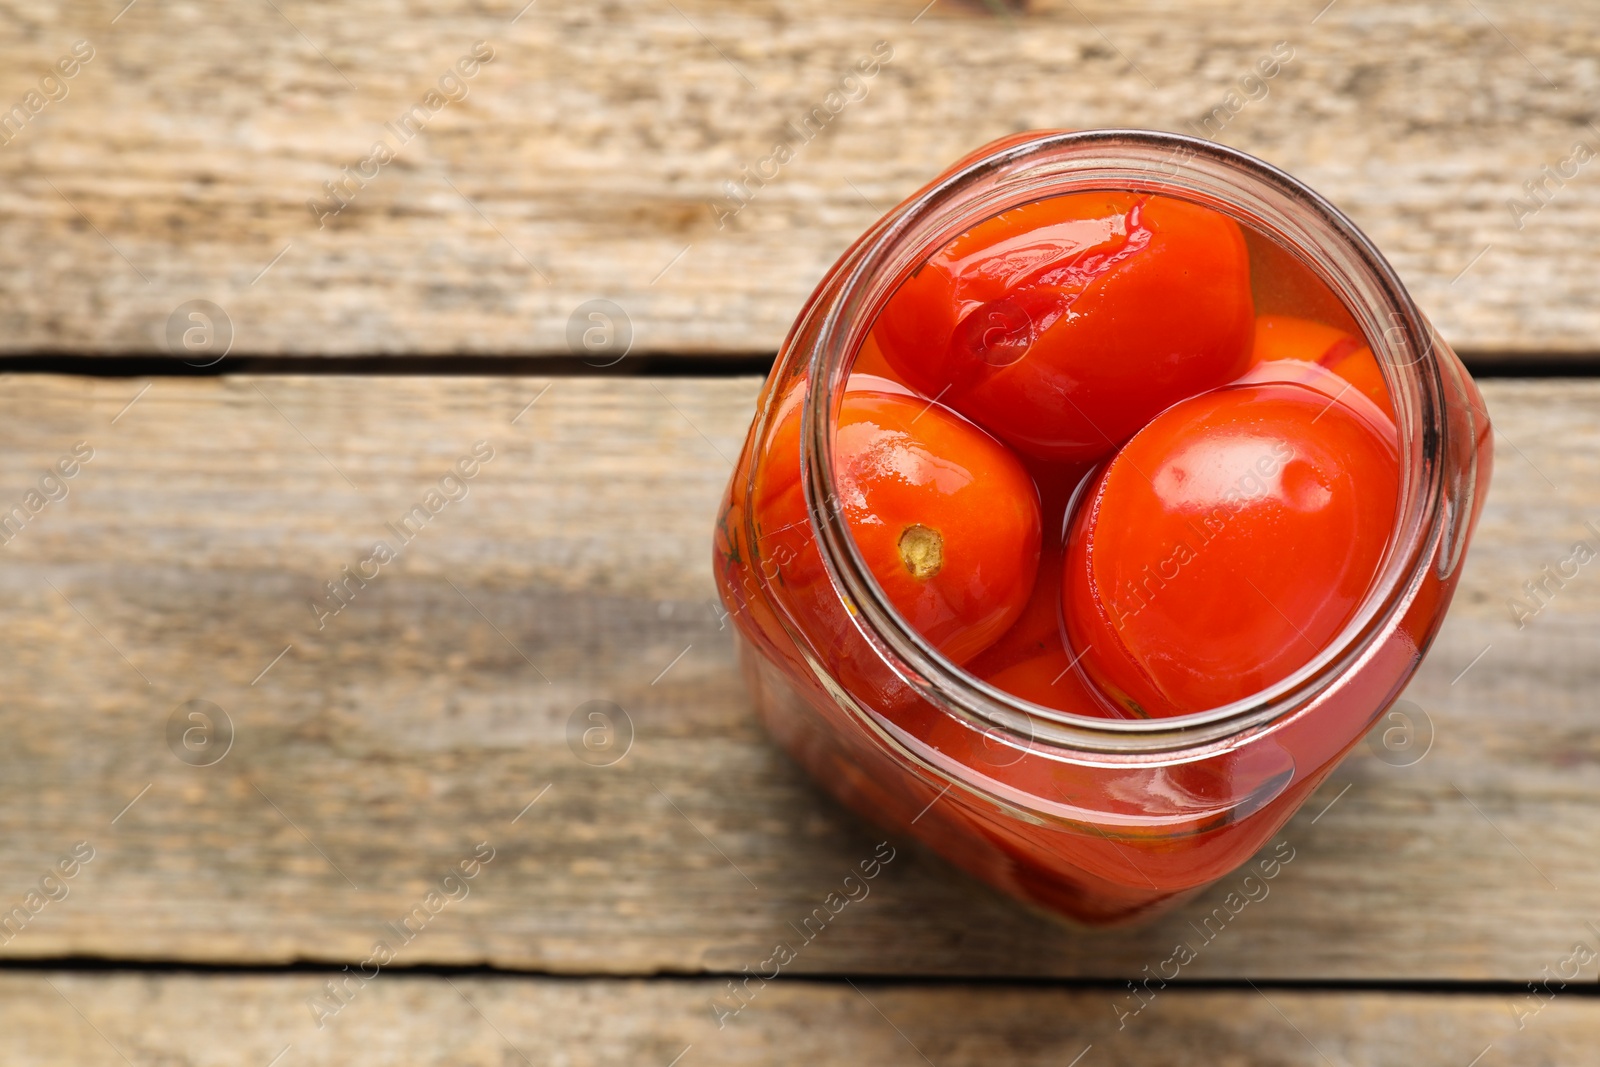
[1250,315,1394,420]
[875,193,1255,463]
[834,391,1042,665]
[1324,345,1393,419]
[754,378,1042,667]
[979,645,1104,715]
[1062,377,1400,717]
[1251,315,1353,367]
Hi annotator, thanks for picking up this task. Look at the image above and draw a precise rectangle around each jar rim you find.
[797,128,1449,756]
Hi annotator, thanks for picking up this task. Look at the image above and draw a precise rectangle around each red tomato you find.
[1250,315,1394,420]
[1251,315,1352,366]
[753,378,1042,666]
[1325,345,1393,419]
[1062,377,1400,717]
[874,192,1255,462]
[979,645,1106,716]
[834,390,1042,665]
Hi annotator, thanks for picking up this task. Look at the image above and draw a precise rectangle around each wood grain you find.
[5,974,1595,1066]
[0,1,1595,358]
[0,375,1593,981]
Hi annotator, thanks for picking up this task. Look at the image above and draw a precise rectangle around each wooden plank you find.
[0,374,1593,980]
[5,974,1594,1066]
[0,1,1595,358]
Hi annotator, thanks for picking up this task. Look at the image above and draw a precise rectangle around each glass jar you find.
[712,129,1493,925]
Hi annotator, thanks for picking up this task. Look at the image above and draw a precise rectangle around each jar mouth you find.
[798,129,1448,756]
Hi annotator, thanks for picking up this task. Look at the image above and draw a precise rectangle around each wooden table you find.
[1,1,1596,1062]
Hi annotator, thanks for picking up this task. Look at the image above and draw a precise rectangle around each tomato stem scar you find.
[899,524,944,579]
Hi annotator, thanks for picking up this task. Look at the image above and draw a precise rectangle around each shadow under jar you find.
[712,130,1493,926]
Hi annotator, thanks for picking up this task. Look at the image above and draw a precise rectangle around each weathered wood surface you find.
[0,375,1593,980]
[4,975,1590,1067]
[0,1,1596,358]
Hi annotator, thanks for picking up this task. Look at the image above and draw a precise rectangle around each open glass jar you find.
[713,130,1492,925]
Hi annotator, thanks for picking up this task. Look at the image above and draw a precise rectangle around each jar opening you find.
[797,129,1448,755]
